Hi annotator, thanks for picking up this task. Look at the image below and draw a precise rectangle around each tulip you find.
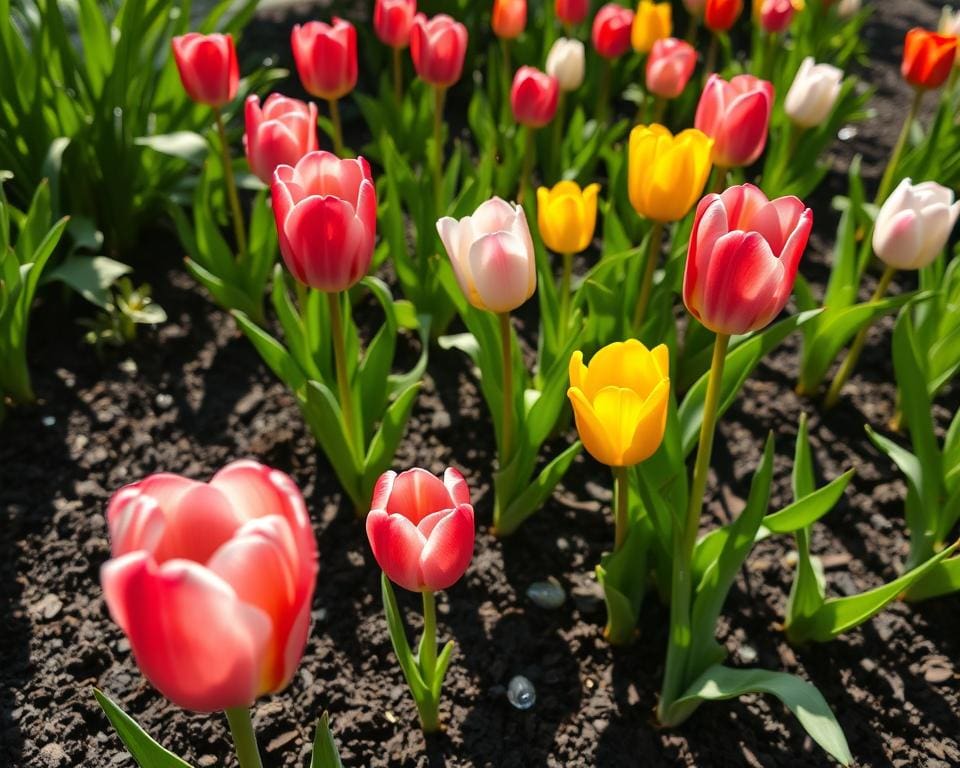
[101,461,317,714]
[592,3,635,59]
[901,28,958,90]
[493,0,527,39]
[873,179,960,271]
[632,1,672,54]
[291,19,358,155]
[271,151,376,293]
[374,0,417,48]
[244,94,318,185]
[684,0,708,15]
[556,0,589,27]
[537,181,600,255]
[437,197,536,314]
[704,0,743,32]
[646,38,697,99]
[546,37,586,92]
[683,183,812,336]
[695,74,773,169]
[511,66,559,128]
[410,13,469,88]
[759,0,795,32]
[939,7,960,40]
[784,57,843,129]
[836,0,859,17]
[171,33,238,108]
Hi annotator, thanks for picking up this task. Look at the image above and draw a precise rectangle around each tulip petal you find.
[568,386,619,466]
[282,195,366,292]
[591,386,647,467]
[569,349,589,390]
[153,483,243,565]
[582,339,665,400]
[443,467,471,507]
[386,468,455,524]
[468,232,535,312]
[420,505,475,591]
[366,509,426,591]
[750,196,806,257]
[622,377,671,466]
[684,194,728,319]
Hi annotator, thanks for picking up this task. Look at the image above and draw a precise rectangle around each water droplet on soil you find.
[507,675,536,710]
[42,415,56,427]
[526,578,566,610]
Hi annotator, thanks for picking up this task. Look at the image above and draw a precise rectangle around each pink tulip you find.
[171,33,238,108]
[244,94,319,185]
[374,0,417,48]
[410,13,469,87]
[646,38,697,99]
[695,74,773,169]
[271,151,377,292]
[291,18,358,100]
[511,67,559,128]
[592,4,635,59]
[760,0,795,33]
[366,468,475,592]
[100,461,317,713]
[683,183,812,335]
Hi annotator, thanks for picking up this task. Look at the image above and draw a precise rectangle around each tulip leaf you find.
[764,469,855,534]
[302,380,364,508]
[184,258,261,327]
[362,382,421,501]
[232,311,307,393]
[432,640,456,700]
[134,131,208,165]
[358,276,399,436]
[269,265,324,382]
[93,689,195,768]
[596,520,650,644]
[902,553,960,602]
[310,712,344,768]
[671,665,852,766]
[496,440,582,536]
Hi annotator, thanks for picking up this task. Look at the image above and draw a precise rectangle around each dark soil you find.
[2,1,958,767]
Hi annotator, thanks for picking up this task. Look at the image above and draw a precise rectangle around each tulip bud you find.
[592,3,635,60]
[244,94,319,185]
[171,33,238,108]
[631,1,672,54]
[366,468,475,592]
[271,151,377,292]
[546,38,586,92]
[511,67,559,128]
[537,181,601,254]
[646,37,697,99]
[291,19,358,101]
[695,74,773,169]
[629,124,713,223]
[410,13,470,87]
[759,0,795,33]
[836,0,859,17]
[568,340,671,467]
[493,0,527,39]
[101,461,317,713]
[704,0,743,32]
[683,183,812,335]
[374,0,417,49]
[437,197,536,313]
[556,0,590,25]
[872,179,960,271]
[684,0,708,16]
[784,57,843,129]
[901,28,958,90]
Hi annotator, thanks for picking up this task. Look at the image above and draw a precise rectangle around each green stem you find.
[518,126,535,204]
[612,465,630,553]
[225,708,263,768]
[651,96,666,125]
[328,97,344,156]
[708,166,728,195]
[704,33,718,82]
[417,590,440,732]
[552,90,566,181]
[433,85,447,216]
[327,291,362,463]
[597,59,612,125]
[559,251,573,341]
[658,332,729,721]
[498,311,514,466]
[685,15,699,44]
[823,265,897,409]
[213,107,247,258]
[875,88,923,205]
[633,220,664,333]
[393,46,403,104]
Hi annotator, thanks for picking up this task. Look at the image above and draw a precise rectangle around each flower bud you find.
[244,94,319,185]
[695,74,773,169]
[291,19,358,100]
[493,0,527,39]
[171,33,238,108]
[784,57,843,129]
[546,37,586,91]
[537,181,601,254]
[872,179,960,271]
[374,0,417,49]
[592,3,635,59]
[511,67,559,128]
[901,27,958,90]
[646,37,697,99]
[631,1,672,54]
[410,13,469,87]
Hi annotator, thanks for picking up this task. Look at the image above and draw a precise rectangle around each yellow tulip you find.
[568,340,670,467]
[628,124,713,223]
[536,181,601,254]
[631,1,672,54]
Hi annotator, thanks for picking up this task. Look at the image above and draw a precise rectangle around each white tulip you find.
[873,179,960,271]
[836,0,860,19]
[784,57,843,129]
[546,38,585,92]
[940,6,960,37]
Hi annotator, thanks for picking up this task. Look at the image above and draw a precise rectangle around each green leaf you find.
[495,441,582,536]
[303,380,364,507]
[46,255,131,309]
[903,553,960,602]
[310,712,344,768]
[764,469,855,534]
[381,573,427,697]
[93,689,194,768]
[672,665,852,766]
[135,132,208,165]
[596,519,650,644]
[232,311,307,392]
[432,640,456,700]
[363,382,421,498]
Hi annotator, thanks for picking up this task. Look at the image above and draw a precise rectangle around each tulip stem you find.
[328,98,345,156]
[225,708,263,768]
[651,96,666,125]
[708,166,728,195]
[704,33,718,82]
[612,465,630,553]
[824,266,897,409]
[597,59,612,125]
[498,312,515,467]
[393,46,404,104]
[416,589,441,732]
[552,91,567,182]
[432,85,447,216]
[518,126,535,204]
[559,251,573,339]
[875,88,922,205]
[633,220,664,334]
[213,107,247,259]
[327,291,362,466]
[658,331,729,722]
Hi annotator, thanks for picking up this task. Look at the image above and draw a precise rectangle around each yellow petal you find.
[591,386,646,467]
[621,377,671,466]
[651,343,670,378]
[544,193,586,254]
[582,339,665,400]
[568,386,619,466]
[568,350,588,389]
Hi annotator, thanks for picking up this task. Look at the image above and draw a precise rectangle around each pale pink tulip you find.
[646,38,697,99]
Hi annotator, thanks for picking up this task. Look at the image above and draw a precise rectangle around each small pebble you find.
[738,644,758,664]
[507,675,536,710]
[526,578,566,610]
[42,415,56,427]
[838,125,857,141]
[155,393,174,410]
[119,358,138,375]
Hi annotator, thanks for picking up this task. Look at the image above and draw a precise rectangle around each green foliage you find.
[94,689,194,768]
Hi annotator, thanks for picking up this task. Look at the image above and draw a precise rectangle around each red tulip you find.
[374,0,418,49]
[291,18,358,100]
[556,0,589,26]
[684,183,812,335]
[171,33,238,108]
[902,28,958,90]
[592,3,635,60]
[366,468,475,593]
[271,151,377,292]
[244,94,318,185]
[704,0,743,32]
[511,67,559,128]
[759,0,795,33]
[493,0,527,39]
[410,13,470,87]
[646,38,697,99]
[695,74,773,168]
[100,461,317,713]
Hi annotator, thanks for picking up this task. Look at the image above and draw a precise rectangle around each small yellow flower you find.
[628,124,713,223]
[568,340,670,467]
[632,1,672,54]
[536,181,601,254]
